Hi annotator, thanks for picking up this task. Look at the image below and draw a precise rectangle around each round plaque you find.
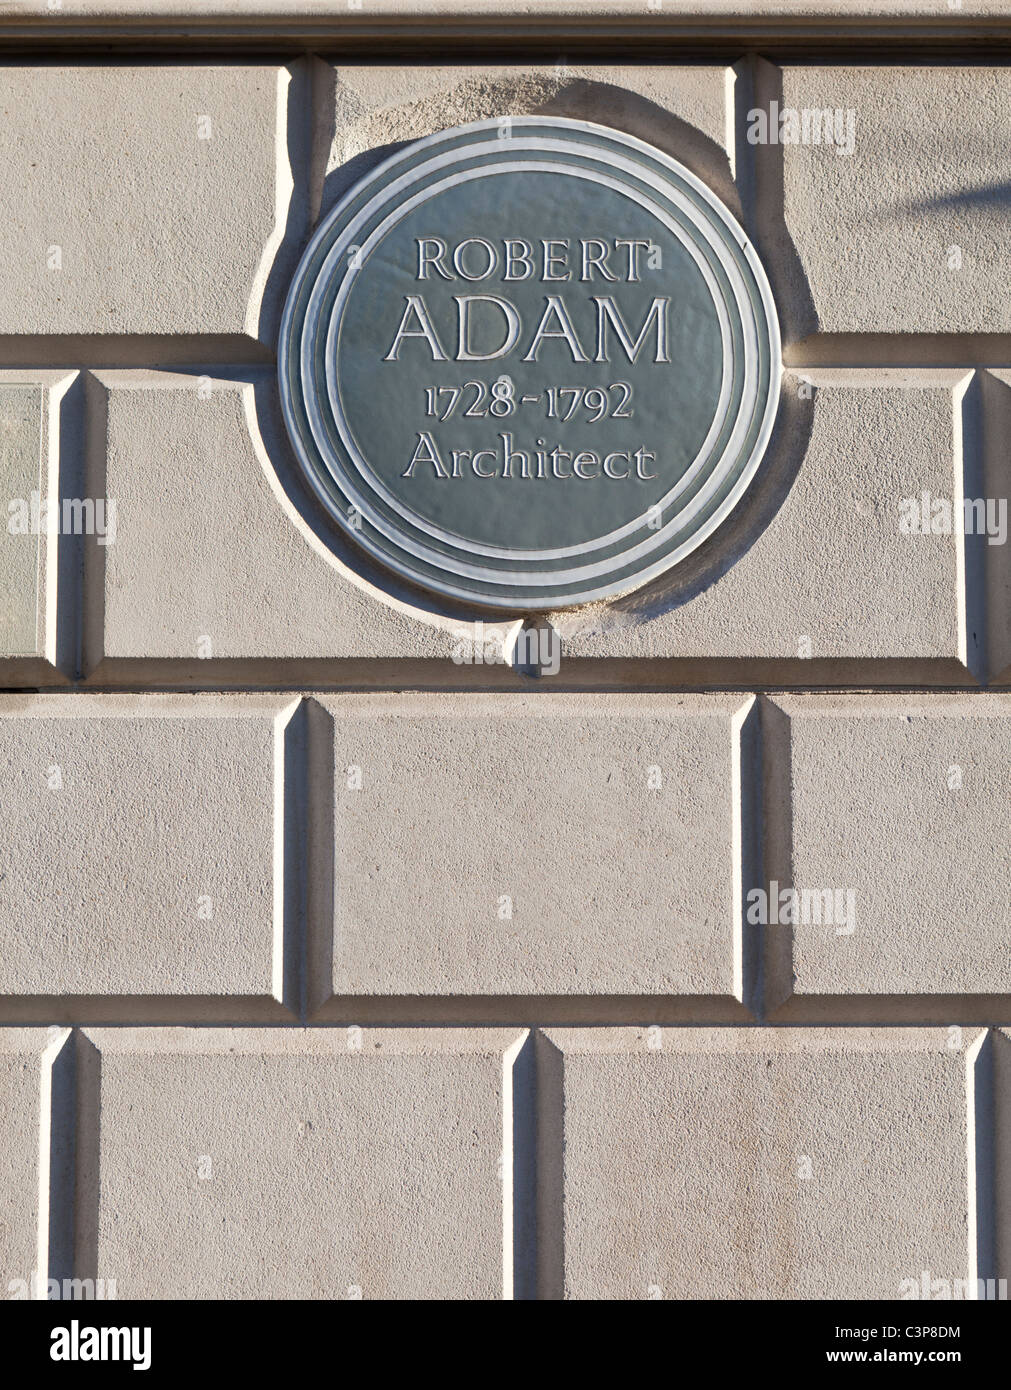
[279,117,781,609]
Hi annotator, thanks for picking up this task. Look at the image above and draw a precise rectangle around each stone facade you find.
[0,3,1009,1301]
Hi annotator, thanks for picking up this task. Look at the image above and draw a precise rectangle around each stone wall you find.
[1,3,1009,1300]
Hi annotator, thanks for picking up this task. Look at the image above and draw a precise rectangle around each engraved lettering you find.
[402,431,451,477]
[385,296,449,360]
[503,238,535,281]
[452,238,499,281]
[521,296,590,362]
[580,239,619,282]
[541,239,571,281]
[593,296,670,363]
[417,237,453,280]
[455,295,522,361]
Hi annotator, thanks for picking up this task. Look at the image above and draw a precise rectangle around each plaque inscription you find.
[279,118,781,608]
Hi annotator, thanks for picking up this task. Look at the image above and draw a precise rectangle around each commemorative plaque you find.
[279,117,781,609]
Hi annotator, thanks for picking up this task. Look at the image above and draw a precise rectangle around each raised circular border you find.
[320,160,736,566]
[278,116,782,610]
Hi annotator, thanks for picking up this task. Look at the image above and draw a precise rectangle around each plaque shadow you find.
[554,379,813,631]
[276,64,818,630]
[313,69,742,225]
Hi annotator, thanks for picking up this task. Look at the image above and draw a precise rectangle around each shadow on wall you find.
[315,71,742,219]
[882,182,1011,216]
[742,58,818,347]
[565,381,813,631]
[249,62,312,351]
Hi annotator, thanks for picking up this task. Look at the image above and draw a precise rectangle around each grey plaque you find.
[279,117,781,609]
